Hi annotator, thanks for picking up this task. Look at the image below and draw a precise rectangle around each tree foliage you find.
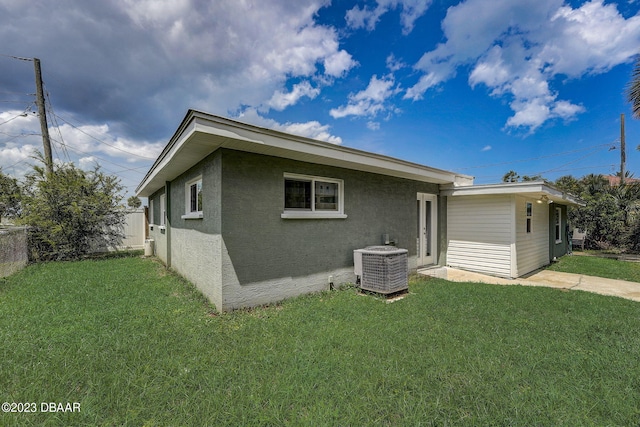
[628,54,640,120]
[127,196,142,209]
[0,169,22,223]
[554,174,640,250]
[502,170,520,183]
[18,161,126,261]
[502,170,544,183]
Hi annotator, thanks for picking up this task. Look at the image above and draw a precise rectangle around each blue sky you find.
[1,0,640,198]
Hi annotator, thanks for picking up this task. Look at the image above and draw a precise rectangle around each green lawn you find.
[2,257,640,426]
[548,253,640,282]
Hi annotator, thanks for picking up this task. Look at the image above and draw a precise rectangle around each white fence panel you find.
[121,209,146,250]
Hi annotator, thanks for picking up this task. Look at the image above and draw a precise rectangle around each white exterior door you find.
[417,193,437,267]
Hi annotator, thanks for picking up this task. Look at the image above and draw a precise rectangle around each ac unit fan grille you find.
[360,248,408,294]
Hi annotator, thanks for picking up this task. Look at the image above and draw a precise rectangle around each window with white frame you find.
[148,198,154,225]
[555,207,562,243]
[160,194,166,227]
[282,173,346,219]
[182,176,203,219]
[526,202,532,233]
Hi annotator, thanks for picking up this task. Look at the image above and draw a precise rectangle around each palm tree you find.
[580,173,608,197]
[628,55,640,120]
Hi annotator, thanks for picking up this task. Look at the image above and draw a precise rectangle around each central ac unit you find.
[353,246,408,294]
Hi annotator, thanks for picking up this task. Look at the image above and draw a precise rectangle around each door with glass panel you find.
[416,193,437,267]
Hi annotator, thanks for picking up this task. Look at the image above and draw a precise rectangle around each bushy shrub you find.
[18,161,126,261]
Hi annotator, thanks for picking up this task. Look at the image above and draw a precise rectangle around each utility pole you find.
[34,58,53,175]
[621,113,626,185]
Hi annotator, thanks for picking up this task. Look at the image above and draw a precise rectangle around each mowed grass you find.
[2,257,640,426]
[548,253,640,282]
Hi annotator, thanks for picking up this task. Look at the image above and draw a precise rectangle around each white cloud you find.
[0,111,43,177]
[346,0,432,35]
[266,81,320,111]
[406,0,640,130]
[237,108,342,144]
[56,122,164,162]
[0,110,163,178]
[552,100,586,120]
[282,121,343,144]
[367,121,381,131]
[122,0,357,111]
[397,0,433,34]
[468,46,511,91]
[404,72,446,101]
[481,145,492,152]
[345,3,386,32]
[386,54,406,72]
[324,50,358,78]
[543,1,640,76]
[506,98,552,130]
[79,156,98,170]
[0,0,357,140]
[330,75,400,119]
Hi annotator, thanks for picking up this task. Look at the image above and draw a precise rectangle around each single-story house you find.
[136,110,581,311]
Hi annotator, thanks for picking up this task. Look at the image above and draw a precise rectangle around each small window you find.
[160,194,166,227]
[182,176,203,219]
[282,173,346,219]
[555,207,562,243]
[148,197,154,225]
[526,202,532,233]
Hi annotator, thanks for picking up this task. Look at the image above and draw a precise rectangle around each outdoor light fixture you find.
[537,195,551,204]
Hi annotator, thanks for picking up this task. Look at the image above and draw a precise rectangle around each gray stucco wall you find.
[219,149,440,286]
[168,151,222,234]
[161,151,224,306]
[158,147,444,311]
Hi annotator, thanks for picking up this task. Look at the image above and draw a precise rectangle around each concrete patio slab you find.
[419,267,640,302]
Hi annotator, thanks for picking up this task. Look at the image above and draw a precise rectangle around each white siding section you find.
[447,195,514,278]
[515,195,550,276]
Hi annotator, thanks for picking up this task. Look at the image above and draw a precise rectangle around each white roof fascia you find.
[137,110,473,197]
[441,181,583,206]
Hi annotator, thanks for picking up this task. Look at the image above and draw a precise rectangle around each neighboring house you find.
[605,175,640,186]
[136,110,580,311]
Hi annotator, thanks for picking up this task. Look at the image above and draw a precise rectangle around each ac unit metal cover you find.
[354,246,408,294]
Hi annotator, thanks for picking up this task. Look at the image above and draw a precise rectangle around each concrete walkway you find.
[419,267,640,302]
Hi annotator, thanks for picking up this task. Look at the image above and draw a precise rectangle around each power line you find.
[0,54,33,62]
[48,135,151,174]
[457,142,616,171]
[476,162,619,181]
[0,131,39,140]
[51,113,157,160]
[532,147,605,177]
[0,90,34,96]
[0,108,32,126]
[44,87,71,163]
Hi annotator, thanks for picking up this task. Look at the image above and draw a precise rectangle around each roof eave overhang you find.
[136,110,473,197]
[441,181,584,206]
